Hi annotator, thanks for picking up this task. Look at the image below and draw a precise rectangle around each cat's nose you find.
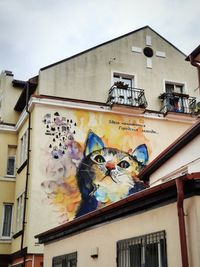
[105,162,115,170]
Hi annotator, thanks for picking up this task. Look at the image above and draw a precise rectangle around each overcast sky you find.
[0,0,199,80]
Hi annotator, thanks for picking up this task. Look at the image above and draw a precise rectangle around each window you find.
[165,82,184,94]
[1,204,13,238]
[164,82,188,113]
[117,231,167,267]
[6,145,16,176]
[20,131,28,166]
[52,252,77,267]
[16,193,24,233]
[113,73,134,88]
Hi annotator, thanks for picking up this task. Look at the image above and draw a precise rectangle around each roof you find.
[36,173,200,244]
[40,25,186,71]
[186,44,200,62]
[139,119,200,180]
[14,76,38,112]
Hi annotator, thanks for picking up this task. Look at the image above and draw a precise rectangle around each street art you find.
[76,131,148,217]
[41,111,150,223]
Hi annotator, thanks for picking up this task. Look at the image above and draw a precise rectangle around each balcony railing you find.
[107,85,148,108]
[159,92,196,114]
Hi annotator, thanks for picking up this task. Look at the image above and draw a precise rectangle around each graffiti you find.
[41,112,149,222]
[41,112,83,222]
[76,131,148,217]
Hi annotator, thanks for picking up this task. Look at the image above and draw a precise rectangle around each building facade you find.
[36,120,200,267]
[0,26,199,266]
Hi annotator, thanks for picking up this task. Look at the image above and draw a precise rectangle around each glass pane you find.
[165,84,174,93]
[122,78,132,88]
[145,243,159,267]
[2,205,12,236]
[129,245,141,267]
[113,75,120,84]
[53,253,77,267]
[175,85,183,93]
[7,157,15,175]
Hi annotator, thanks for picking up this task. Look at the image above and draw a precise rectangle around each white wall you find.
[150,135,200,186]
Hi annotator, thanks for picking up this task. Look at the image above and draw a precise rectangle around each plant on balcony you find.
[114,81,128,89]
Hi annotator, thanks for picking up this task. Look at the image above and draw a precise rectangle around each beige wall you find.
[0,181,15,254]
[43,196,200,267]
[0,72,22,124]
[38,28,199,111]
[0,131,17,253]
[0,131,17,177]
[11,119,29,254]
[185,196,200,266]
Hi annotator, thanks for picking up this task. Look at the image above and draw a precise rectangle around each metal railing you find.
[107,86,148,108]
[117,230,167,267]
[159,92,196,114]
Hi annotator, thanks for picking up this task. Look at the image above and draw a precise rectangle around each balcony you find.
[107,84,148,111]
[159,92,196,115]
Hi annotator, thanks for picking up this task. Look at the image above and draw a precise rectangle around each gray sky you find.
[0,0,199,80]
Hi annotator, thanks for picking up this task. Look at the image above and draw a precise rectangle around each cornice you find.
[0,95,196,133]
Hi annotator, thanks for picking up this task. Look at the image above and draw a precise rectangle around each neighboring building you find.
[186,44,200,95]
[0,26,199,267]
[36,121,200,267]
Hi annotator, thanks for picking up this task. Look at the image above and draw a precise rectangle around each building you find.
[36,120,200,267]
[0,26,199,267]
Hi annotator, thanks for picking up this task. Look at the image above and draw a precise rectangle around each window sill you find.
[0,238,12,243]
[17,160,28,174]
[0,176,16,182]
[13,230,23,239]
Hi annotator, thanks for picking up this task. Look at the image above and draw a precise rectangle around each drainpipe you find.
[176,178,189,267]
[21,81,32,267]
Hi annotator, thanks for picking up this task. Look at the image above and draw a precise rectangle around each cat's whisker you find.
[99,175,107,181]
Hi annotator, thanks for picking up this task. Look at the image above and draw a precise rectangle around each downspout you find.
[176,178,189,267]
[21,81,32,267]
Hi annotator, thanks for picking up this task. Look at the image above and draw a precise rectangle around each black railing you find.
[107,86,148,108]
[117,231,167,267]
[159,92,196,114]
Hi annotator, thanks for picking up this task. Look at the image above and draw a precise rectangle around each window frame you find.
[164,81,186,94]
[117,230,167,267]
[52,252,77,267]
[19,130,28,167]
[112,72,135,88]
[6,155,16,177]
[15,193,25,233]
[1,203,13,239]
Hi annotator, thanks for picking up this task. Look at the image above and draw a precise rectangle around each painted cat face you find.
[89,148,143,203]
[77,131,148,204]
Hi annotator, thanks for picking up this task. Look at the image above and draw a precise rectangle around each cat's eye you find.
[118,160,130,168]
[94,155,106,163]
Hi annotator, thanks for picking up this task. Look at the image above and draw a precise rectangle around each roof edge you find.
[35,174,200,244]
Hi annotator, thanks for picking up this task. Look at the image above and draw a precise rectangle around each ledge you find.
[0,177,16,182]
[0,239,12,243]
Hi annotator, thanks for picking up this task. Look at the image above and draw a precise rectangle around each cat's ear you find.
[131,144,148,166]
[84,131,105,156]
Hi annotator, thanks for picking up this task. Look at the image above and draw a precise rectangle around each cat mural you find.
[41,114,149,221]
[75,131,148,217]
